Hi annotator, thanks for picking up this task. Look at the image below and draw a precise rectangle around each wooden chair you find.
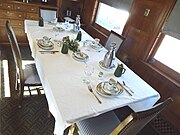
[105,30,125,54]
[6,21,43,108]
[76,97,173,135]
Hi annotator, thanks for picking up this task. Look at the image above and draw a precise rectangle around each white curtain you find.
[162,0,180,40]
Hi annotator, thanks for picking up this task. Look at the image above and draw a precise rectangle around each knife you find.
[117,81,132,96]
[123,81,134,94]
[39,51,59,53]
[40,51,59,54]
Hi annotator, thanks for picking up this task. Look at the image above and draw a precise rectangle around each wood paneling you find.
[82,0,179,130]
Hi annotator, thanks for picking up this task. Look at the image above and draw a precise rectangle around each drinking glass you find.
[64,19,69,29]
[83,65,94,84]
[53,26,60,43]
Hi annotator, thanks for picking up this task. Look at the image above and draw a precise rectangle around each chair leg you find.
[28,86,32,96]
[48,111,52,118]
[18,89,24,108]
[36,87,41,95]
[68,123,76,135]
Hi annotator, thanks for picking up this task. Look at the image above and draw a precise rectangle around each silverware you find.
[123,81,134,94]
[117,81,132,96]
[40,51,59,54]
[88,85,102,104]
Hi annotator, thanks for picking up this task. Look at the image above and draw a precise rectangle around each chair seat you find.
[76,111,120,135]
[24,63,41,86]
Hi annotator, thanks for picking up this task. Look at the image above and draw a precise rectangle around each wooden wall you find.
[80,0,180,130]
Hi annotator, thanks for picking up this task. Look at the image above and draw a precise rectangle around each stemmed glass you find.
[83,65,94,84]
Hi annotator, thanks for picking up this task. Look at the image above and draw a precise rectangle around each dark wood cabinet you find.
[60,0,84,21]
[0,0,60,45]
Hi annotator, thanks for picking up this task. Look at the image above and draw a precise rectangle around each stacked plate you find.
[72,52,89,62]
[37,39,54,50]
[84,40,103,51]
[96,81,123,97]
[90,42,103,51]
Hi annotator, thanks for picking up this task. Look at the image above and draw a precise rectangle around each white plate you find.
[72,55,89,62]
[90,43,103,50]
[96,82,123,97]
[84,40,103,51]
[72,52,89,62]
[37,39,54,50]
[37,39,53,47]
[73,52,89,60]
[102,81,120,95]
[99,60,115,71]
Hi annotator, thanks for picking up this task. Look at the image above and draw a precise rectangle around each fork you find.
[88,85,102,104]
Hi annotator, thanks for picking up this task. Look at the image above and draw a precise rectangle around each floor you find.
[0,45,179,135]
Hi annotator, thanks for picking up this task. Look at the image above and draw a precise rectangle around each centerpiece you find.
[61,36,79,53]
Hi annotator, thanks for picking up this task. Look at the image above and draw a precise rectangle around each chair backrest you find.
[40,9,57,22]
[6,20,24,91]
[111,97,173,135]
[105,30,125,53]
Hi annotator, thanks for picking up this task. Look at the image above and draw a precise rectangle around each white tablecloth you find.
[24,20,160,135]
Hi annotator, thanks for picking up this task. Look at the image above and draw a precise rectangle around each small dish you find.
[96,82,123,97]
[99,60,115,71]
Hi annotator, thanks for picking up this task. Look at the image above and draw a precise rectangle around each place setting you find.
[37,36,59,54]
[72,51,89,62]
[96,78,124,98]
[83,38,104,52]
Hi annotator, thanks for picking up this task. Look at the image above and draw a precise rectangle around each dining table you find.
[24,20,160,135]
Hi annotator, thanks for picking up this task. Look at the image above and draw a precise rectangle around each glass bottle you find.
[76,31,82,41]
[61,42,69,54]
[39,17,44,27]
[76,15,81,31]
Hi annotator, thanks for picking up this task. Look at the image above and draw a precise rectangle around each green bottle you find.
[76,31,82,41]
[61,42,69,54]
[39,17,44,27]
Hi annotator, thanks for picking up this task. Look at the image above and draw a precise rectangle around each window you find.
[149,33,180,83]
[154,35,180,74]
[95,2,129,34]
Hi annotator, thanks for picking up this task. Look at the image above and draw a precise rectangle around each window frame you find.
[147,33,180,84]
[92,1,110,35]
[92,1,128,36]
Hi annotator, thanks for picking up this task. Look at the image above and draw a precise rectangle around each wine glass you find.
[83,65,94,84]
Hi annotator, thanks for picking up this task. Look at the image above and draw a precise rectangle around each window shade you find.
[162,0,180,40]
[99,0,133,11]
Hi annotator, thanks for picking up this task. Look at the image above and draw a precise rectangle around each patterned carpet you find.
[0,45,179,135]
[1,95,55,135]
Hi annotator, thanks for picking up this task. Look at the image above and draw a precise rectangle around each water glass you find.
[83,65,94,84]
